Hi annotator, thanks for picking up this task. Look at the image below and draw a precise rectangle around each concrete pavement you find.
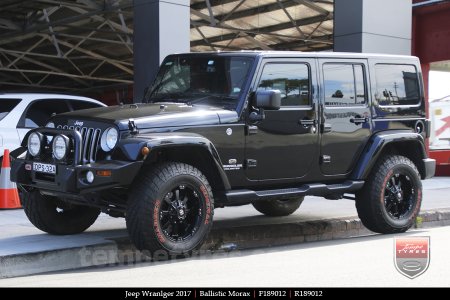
[1,226,449,287]
[0,177,449,279]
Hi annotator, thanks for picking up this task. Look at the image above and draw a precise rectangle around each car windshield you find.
[146,56,254,110]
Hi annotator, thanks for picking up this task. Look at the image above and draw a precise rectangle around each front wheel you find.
[356,155,422,233]
[126,163,214,256]
[22,190,100,235]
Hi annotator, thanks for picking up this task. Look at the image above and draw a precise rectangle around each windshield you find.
[146,56,254,110]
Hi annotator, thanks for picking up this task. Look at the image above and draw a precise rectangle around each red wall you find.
[413,1,450,176]
[413,2,450,64]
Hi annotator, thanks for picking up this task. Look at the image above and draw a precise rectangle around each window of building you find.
[257,63,310,107]
[375,64,420,106]
[323,63,366,106]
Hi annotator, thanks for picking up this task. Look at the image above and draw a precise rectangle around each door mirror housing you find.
[255,90,281,110]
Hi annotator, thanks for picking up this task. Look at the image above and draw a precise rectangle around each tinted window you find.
[70,100,103,110]
[257,63,310,107]
[0,98,21,121]
[375,64,420,106]
[323,64,366,106]
[21,99,70,128]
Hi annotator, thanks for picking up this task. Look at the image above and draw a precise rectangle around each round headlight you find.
[28,132,42,156]
[101,127,118,152]
[53,135,68,160]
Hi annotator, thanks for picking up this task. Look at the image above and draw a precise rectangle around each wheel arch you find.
[140,134,231,196]
[351,131,428,180]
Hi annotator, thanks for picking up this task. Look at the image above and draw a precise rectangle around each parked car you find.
[0,93,105,158]
[11,52,435,256]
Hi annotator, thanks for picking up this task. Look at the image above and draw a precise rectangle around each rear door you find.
[318,59,372,175]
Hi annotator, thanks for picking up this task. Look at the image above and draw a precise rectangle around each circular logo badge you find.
[226,128,233,136]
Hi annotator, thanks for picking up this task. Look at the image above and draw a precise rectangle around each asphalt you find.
[0,177,449,279]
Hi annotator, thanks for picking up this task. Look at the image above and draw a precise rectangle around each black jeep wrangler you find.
[11,52,436,255]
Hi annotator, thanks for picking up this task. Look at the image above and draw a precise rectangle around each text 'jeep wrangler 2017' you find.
[11,52,436,255]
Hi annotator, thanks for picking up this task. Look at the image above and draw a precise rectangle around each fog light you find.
[52,135,69,160]
[86,171,94,183]
[28,132,42,157]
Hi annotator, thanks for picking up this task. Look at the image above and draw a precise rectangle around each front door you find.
[318,59,372,175]
[245,59,319,181]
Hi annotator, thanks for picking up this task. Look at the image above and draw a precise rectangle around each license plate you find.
[33,162,56,174]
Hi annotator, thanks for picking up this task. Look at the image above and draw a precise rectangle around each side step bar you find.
[225,180,364,205]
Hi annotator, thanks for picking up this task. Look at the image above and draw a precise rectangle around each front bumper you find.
[422,158,436,179]
[11,159,143,194]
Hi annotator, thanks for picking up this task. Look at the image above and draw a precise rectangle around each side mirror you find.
[255,90,281,110]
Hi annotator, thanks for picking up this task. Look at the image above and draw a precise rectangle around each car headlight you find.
[101,127,118,152]
[28,132,42,157]
[52,135,69,160]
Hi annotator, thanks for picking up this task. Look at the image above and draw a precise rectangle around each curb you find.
[1,208,449,278]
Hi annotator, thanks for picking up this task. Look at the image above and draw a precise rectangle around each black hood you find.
[53,103,239,130]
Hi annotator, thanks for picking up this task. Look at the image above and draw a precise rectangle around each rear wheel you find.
[22,190,100,235]
[252,197,304,217]
[356,155,422,233]
[126,163,214,256]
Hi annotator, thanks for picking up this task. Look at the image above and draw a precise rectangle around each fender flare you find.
[117,132,231,190]
[350,130,427,180]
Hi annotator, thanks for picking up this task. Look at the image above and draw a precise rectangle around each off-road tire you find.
[252,197,304,217]
[22,190,100,235]
[356,155,422,233]
[126,162,214,256]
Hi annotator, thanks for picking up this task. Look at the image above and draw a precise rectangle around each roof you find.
[168,50,419,60]
[0,93,105,104]
[0,0,334,95]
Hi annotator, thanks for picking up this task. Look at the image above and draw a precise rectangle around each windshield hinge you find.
[128,118,139,135]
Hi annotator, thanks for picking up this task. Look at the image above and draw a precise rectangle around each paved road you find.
[1,226,449,287]
[0,177,449,257]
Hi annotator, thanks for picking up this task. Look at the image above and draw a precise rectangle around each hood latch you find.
[128,118,139,135]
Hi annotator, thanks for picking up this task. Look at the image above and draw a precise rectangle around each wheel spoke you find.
[157,184,204,242]
[390,177,396,187]
[383,172,418,219]
[386,201,394,213]
[161,219,171,230]
[164,192,173,204]
[172,222,179,237]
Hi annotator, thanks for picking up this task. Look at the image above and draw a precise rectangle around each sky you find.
[429,71,450,101]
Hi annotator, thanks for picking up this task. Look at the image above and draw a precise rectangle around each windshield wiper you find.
[188,94,236,105]
[151,92,188,103]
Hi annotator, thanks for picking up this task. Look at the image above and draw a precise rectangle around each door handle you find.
[350,116,369,125]
[299,119,316,127]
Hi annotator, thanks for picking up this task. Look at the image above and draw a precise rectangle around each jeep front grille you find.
[57,126,102,164]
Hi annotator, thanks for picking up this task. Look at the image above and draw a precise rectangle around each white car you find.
[0,93,106,157]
